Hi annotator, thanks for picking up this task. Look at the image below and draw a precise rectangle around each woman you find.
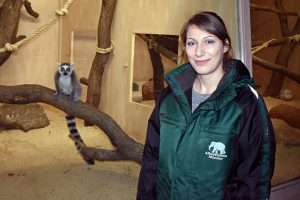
[137,11,276,200]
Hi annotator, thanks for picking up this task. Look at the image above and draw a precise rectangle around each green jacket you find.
[137,59,276,200]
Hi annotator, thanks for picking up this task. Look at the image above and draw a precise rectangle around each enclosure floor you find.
[0,98,300,199]
[0,104,140,200]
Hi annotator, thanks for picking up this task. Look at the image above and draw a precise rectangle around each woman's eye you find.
[186,41,195,46]
[205,40,215,44]
[206,40,215,44]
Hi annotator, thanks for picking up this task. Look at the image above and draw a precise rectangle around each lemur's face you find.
[57,63,74,76]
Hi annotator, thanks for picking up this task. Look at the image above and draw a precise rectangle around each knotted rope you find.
[96,41,114,54]
[55,0,74,16]
[0,0,74,54]
[288,34,300,43]
[251,39,276,54]
[252,34,300,55]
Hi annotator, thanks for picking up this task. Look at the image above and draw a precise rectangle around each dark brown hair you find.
[180,11,233,62]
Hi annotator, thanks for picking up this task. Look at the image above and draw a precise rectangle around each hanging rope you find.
[251,39,276,54]
[96,41,114,54]
[0,0,75,54]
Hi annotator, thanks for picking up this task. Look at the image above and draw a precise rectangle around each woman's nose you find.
[195,44,204,57]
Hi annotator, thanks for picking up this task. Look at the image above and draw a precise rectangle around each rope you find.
[148,39,157,51]
[0,0,75,54]
[251,39,276,54]
[55,0,74,16]
[288,34,300,43]
[96,41,114,54]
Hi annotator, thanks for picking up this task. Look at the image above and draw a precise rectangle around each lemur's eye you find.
[66,68,71,73]
[60,68,65,73]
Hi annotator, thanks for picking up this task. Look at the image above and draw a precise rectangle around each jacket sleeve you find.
[136,100,160,200]
[236,94,276,200]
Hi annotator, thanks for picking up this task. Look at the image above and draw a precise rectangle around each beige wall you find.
[0,0,60,87]
[0,0,239,143]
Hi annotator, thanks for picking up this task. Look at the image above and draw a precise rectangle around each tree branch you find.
[275,0,290,36]
[252,55,300,83]
[23,0,39,18]
[0,84,143,164]
[252,35,299,47]
[0,0,23,65]
[80,147,127,162]
[85,0,117,125]
[69,135,127,162]
[79,77,88,86]
[250,3,298,16]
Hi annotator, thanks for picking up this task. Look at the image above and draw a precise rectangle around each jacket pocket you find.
[193,125,237,176]
[159,113,184,127]
[195,125,237,155]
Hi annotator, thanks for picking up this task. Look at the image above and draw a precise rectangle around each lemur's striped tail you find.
[65,115,95,165]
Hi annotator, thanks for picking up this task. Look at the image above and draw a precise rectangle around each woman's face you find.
[185,25,228,76]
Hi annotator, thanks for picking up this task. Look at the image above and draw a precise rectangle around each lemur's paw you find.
[53,93,59,101]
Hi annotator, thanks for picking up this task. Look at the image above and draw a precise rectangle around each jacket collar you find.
[164,59,254,114]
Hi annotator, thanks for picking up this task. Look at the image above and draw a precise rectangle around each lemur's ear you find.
[70,63,75,70]
[57,63,61,70]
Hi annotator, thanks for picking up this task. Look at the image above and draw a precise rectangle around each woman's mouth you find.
[194,59,209,65]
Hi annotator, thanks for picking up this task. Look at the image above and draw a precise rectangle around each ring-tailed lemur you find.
[54,63,95,165]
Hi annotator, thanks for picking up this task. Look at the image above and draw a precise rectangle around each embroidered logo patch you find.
[205,141,227,160]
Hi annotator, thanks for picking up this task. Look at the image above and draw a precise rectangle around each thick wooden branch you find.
[250,3,298,16]
[79,77,88,86]
[69,135,128,162]
[252,55,300,83]
[0,84,143,164]
[148,46,165,100]
[86,0,117,123]
[137,33,178,63]
[23,0,39,18]
[275,0,290,36]
[80,147,127,161]
[0,0,23,65]
[252,35,299,47]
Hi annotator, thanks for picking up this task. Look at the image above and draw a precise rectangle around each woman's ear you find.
[223,39,230,53]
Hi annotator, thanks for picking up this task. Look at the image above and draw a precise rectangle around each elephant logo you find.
[205,141,227,160]
[208,141,226,155]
